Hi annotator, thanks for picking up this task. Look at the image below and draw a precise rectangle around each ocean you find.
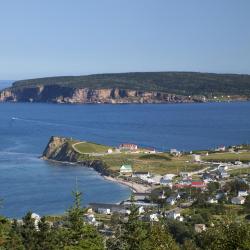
[0,102,250,218]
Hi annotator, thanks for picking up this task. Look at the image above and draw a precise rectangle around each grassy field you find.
[94,153,203,175]
[74,142,111,154]
[202,152,250,163]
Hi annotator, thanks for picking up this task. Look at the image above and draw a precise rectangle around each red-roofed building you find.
[119,143,138,151]
[191,181,206,189]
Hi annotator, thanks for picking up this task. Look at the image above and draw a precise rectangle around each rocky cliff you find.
[42,136,110,175]
[0,85,205,104]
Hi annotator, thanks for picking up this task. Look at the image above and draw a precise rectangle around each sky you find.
[0,0,250,80]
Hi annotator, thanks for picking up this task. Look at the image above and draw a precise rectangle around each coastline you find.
[103,175,152,193]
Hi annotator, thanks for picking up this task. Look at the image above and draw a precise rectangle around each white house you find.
[170,149,181,156]
[192,154,201,162]
[231,196,245,205]
[238,191,248,197]
[107,148,113,154]
[215,146,226,152]
[166,209,183,221]
[207,198,218,204]
[120,164,133,176]
[119,143,138,151]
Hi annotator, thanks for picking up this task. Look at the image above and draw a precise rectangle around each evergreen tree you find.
[142,222,179,250]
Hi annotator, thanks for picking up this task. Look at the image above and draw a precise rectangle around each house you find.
[238,190,248,197]
[219,171,230,179]
[132,171,151,179]
[144,148,156,154]
[215,145,226,152]
[107,148,113,154]
[191,181,206,189]
[170,149,181,156]
[166,208,183,221]
[89,203,130,215]
[120,164,133,176]
[133,193,150,201]
[163,174,176,180]
[194,224,206,233]
[147,175,162,185]
[179,172,191,179]
[192,154,201,162]
[119,143,138,151]
[207,197,218,204]
[231,196,245,205]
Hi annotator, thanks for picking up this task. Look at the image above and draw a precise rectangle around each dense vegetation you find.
[11,72,250,97]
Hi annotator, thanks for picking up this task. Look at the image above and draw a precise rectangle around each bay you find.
[0,102,250,218]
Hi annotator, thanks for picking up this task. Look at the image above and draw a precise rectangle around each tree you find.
[142,222,179,250]
[63,189,104,250]
[20,212,37,250]
[198,215,250,250]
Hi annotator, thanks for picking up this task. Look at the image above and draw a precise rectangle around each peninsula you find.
[1,72,250,104]
[42,136,250,192]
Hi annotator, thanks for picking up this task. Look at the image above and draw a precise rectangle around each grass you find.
[74,142,111,154]
[202,152,250,163]
[95,153,203,175]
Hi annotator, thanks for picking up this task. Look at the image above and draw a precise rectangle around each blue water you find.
[0,102,250,218]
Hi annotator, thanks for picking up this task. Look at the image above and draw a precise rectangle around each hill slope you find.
[1,72,250,104]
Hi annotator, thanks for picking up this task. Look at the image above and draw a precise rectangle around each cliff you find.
[0,85,205,104]
[42,136,111,175]
[1,71,250,104]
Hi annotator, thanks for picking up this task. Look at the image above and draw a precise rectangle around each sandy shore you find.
[103,176,151,193]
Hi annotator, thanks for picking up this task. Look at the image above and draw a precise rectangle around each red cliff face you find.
[0,85,205,104]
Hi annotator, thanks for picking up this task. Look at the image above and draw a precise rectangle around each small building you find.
[231,196,245,205]
[192,154,201,162]
[191,181,206,189]
[238,190,248,197]
[132,171,150,179]
[120,164,133,176]
[89,203,130,215]
[219,171,230,179]
[133,193,150,201]
[107,148,113,154]
[170,149,181,156]
[179,172,191,179]
[195,224,206,233]
[215,146,226,152]
[119,143,138,151]
[166,208,183,221]
[207,197,218,204]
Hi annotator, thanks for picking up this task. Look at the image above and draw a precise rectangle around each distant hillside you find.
[11,72,250,96]
[1,72,250,104]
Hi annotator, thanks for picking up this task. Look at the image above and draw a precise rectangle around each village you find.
[67,143,250,235]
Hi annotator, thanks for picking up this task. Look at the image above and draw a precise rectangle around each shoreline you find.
[103,175,152,194]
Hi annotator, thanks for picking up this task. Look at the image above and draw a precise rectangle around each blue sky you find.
[0,0,250,79]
